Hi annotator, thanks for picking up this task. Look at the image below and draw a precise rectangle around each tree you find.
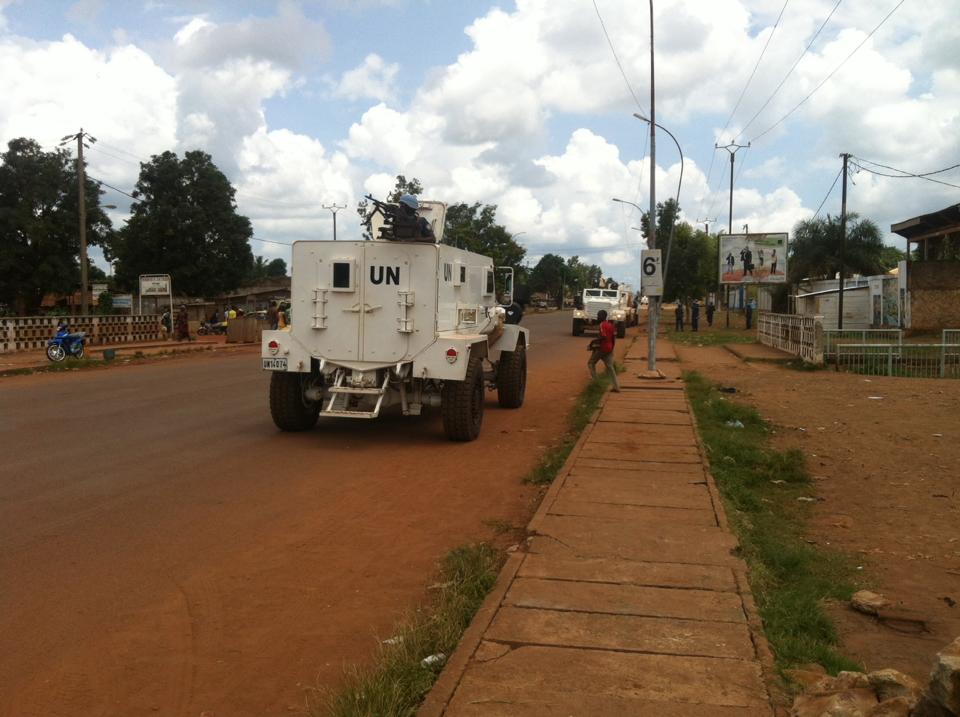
[111,150,253,297]
[789,213,885,284]
[357,174,423,240]
[444,202,526,270]
[661,224,715,302]
[529,253,566,306]
[564,256,603,298]
[879,245,905,271]
[266,258,287,278]
[639,198,680,246]
[0,137,112,313]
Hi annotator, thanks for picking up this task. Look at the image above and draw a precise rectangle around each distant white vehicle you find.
[571,287,635,338]
[260,198,529,442]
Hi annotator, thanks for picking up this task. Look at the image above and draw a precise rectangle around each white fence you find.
[944,329,960,346]
[757,312,822,363]
[0,315,163,353]
[822,329,903,359]
[837,343,960,379]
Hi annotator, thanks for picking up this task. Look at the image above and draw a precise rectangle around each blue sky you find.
[1,0,957,286]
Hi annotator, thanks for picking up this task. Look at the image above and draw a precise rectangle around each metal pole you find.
[322,203,347,241]
[77,131,88,316]
[646,0,658,373]
[838,153,849,330]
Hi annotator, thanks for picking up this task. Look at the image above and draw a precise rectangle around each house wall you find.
[908,260,960,290]
[909,288,960,331]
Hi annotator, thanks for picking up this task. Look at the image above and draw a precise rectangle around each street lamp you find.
[633,113,683,287]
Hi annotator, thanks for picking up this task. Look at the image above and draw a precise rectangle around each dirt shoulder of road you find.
[674,336,960,681]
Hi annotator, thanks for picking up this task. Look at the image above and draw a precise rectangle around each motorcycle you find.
[47,324,86,362]
[197,320,227,336]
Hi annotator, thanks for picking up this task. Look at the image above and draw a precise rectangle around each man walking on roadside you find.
[691,300,700,332]
[587,310,620,393]
[675,301,684,331]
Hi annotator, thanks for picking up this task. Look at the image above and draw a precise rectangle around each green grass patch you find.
[313,543,503,717]
[784,358,828,372]
[523,369,613,486]
[683,371,860,674]
[667,328,756,346]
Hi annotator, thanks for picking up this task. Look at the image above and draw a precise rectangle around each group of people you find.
[673,299,715,332]
[161,303,288,342]
[723,246,779,279]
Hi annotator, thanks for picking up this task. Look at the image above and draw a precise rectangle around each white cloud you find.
[334,53,399,103]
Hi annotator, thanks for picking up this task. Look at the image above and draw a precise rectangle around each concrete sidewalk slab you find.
[421,333,774,717]
[724,342,793,362]
[486,606,756,659]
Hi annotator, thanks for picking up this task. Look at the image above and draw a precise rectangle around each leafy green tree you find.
[662,224,715,302]
[789,213,885,284]
[111,150,253,296]
[564,255,603,298]
[97,291,113,314]
[529,253,566,306]
[266,257,287,277]
[879,244,905,270]
[639,198,679,246]
[444,202,526,270]
[0,137,112,313]
[357,174,423,240]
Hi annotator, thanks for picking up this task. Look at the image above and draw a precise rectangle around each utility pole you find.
[646,0,658,373]
[60,129,96,315]
[698,216,718,302]
[322,202,347,241]
[838,152,850,330]
[716,141,749,328]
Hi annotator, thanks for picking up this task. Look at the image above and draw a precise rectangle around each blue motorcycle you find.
[47,323,86,362]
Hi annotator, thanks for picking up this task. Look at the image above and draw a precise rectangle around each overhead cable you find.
[735,0,842,141]
[812,167,843,219]
[592,0,647,114]
[750,0,907,144]
[850,157,960,190]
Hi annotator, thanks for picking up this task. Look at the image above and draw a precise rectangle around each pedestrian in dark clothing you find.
[674,302,684,331]
[691,300,700,331]
[745,298,755,330]
[706,301,715,327]
[587,310,620,392]
[175,305,190,341]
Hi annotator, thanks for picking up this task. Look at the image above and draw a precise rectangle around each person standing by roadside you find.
[587,310,620,392]
[691,300,700,332]
[675,301,684,331]
[175,305,191,341]
[267,301,280,330]
[706,300,715,327]
[745,297,756,330]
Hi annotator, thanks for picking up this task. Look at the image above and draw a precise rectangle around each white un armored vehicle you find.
[572,286,633,338]
[261,196,529,442]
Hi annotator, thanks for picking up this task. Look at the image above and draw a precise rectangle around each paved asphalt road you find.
[0,309,593,717]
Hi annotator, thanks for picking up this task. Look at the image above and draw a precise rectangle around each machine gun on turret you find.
[365,195,435,242]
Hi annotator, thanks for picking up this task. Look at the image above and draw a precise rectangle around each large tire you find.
[616,321,626,339]
[442,356,485,441]
[270,372,320,432]
[497,339,526,408]
[572,319,583,336]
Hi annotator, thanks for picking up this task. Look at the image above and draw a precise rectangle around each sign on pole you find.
[641,249,663,297]
[138,273,173,318]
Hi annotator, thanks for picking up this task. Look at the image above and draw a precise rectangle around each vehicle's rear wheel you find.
[572,319,583,336]
[497,339,526,408]
[270,372,320,431]
[73,343,84,359]
[616,321,626,338]
[442,356,484,441]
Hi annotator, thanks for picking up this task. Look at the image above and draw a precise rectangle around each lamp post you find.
[322,202,347,240]
[633,112,683,287]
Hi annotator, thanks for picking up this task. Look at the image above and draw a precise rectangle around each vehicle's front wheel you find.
[270,372,320,431]
[497,339,526,408]
[442,356,484,441]
[47,344,65,362]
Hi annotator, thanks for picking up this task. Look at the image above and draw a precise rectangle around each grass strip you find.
[0,346,216,378]
[314,543,503,717]
[523,367,614,485]
[667,328,756,346]
[683,371,860,674]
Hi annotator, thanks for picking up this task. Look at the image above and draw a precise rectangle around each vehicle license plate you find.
[262,357,288,370]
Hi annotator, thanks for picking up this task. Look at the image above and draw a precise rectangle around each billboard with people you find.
[719,233,787,284]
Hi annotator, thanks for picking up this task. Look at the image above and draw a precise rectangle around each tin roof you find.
[891,203,960,240]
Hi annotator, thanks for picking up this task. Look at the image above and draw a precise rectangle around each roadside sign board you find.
[719,233,787,284]
[641,249,663,296]
[140,274,171,295]
[113,294,133,309]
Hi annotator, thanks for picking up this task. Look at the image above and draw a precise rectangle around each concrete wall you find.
[0,314,163,353]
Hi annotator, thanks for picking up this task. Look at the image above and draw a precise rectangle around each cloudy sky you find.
[1,0,957,285]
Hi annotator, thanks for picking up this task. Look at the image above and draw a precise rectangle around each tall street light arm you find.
[633,113,683,287]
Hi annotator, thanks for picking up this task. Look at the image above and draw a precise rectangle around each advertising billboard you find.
[719,233,787,284]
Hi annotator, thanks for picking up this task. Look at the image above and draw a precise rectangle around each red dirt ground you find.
[674,336,960,681]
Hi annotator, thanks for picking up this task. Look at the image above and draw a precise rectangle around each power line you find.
[850,157,960,190]
[735,0,842,141]
[750,0,907,144]
[94,140,146,162]
[720,0,790,136]
[592,0,646,114]
[812,167,843,219]
[251,237,293,246]
[89,175,139,201]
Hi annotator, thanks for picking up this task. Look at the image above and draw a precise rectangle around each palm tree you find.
[788,213,885,284]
